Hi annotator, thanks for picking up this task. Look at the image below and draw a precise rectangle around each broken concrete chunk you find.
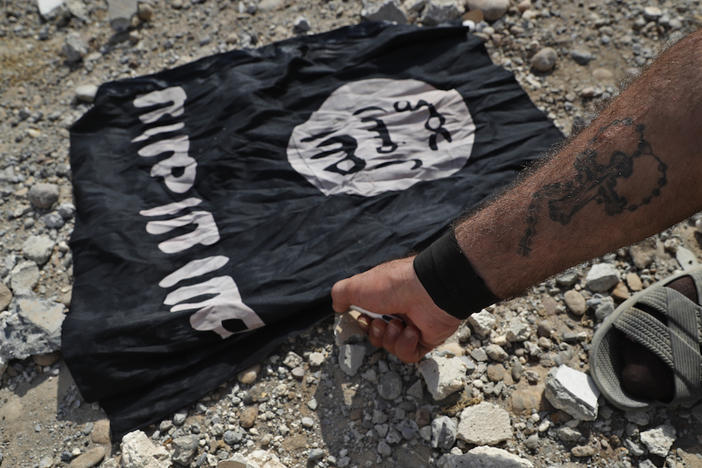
[120,430,169,468]
[338,344,366,376]
[467,309,495,337]
[640,424,676,457]
[544,365,599,421]
[457,402,512,445]
[439,445,533,468]
[419,354,475,400]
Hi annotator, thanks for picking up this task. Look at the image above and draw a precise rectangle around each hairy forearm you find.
[455,30,702,299]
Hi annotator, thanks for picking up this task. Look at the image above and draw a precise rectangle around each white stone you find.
[308,351,325,367]
[421,0,462,25]
[643,6,663,20]
[439,446,533,468]
[506,318,530,342]
[467,309,495,337]
[419,355,475,400]
[120,430,169,468]
[75,84,98,103]
[457,402,512,445]
[640,424,676,457]
[22,235,55,266]
[361,0,408,23]
[63,32,88,63]
[585,263,619,292]
[465,0,509,21]
[37,0,65,19]
[544,365,599,421]
[247,449,287,468]
[338,344,366,376]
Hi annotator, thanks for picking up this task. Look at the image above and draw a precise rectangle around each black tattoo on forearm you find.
[518,118,667,256]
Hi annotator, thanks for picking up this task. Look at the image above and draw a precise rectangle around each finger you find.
[368,319,386,348]
[382,320,403,356]
[356,314,371,332]
[394,326,421,363]
[331,278,353,314]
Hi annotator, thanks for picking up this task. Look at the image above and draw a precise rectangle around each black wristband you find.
[413,230,499,320]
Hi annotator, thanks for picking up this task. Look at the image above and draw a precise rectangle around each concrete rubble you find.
[418,354,475,400]
[457,402,512,445]
[544,365,599,421]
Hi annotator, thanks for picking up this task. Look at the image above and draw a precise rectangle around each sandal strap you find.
[613,307,674,368]
[615,286,702,401]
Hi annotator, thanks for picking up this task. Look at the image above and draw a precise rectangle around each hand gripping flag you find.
[64,22,563,435]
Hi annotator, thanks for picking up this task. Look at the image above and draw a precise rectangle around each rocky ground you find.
[2,0,702,467]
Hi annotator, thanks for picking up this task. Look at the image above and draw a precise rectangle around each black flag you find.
[64,23,563,435]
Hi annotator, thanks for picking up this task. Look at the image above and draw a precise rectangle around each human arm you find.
[332,30,702,363]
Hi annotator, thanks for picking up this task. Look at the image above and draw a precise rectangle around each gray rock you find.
[42,212,65,229]
[531,47,558,72]
[23,235,55,265]
[301,416,314,428]
[555,426,582,443]
[338,343,366,376]
[639,460,657,468]
[431,416,457,450]
[457,402,511,445]
[378,371,403,400]
[571,49,594,65]
[28,183,59,210]
[544,365,599,421]
[75,84,98,103]
[0,283,12,312]
[467,309,495,337]
[63,32,88,63]
[223,428,244,445]
[640,424,676,457]
[10,261,40,296]
[282,351,303,368]
[0,297,64,360]
[120,430,169,468]
[108,0,137,32]
[58,203,76,220]
[594,297,615,321]
[172,435,199,465]
[293,16,310,33]
[465,0,509,21]
[556,271,579,287]
[439,446,532,468]
[421,0,462,26]
[377,440,392,456]
[173,411,187,426]
[624,410,650,426]
[525,434,539,450]
[585,263,619,292]
[308,448,324,462]
[470,347,488,362]
[485,344,508,362]
[506,318,530,342]
[419,355,474,400]
[361,0,407,23]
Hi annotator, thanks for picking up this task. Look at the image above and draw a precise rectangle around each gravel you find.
[2,0,700,466]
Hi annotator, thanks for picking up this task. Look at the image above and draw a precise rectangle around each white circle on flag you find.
[287,78,475,196]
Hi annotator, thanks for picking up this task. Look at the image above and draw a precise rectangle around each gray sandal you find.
[590,267,702,410]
